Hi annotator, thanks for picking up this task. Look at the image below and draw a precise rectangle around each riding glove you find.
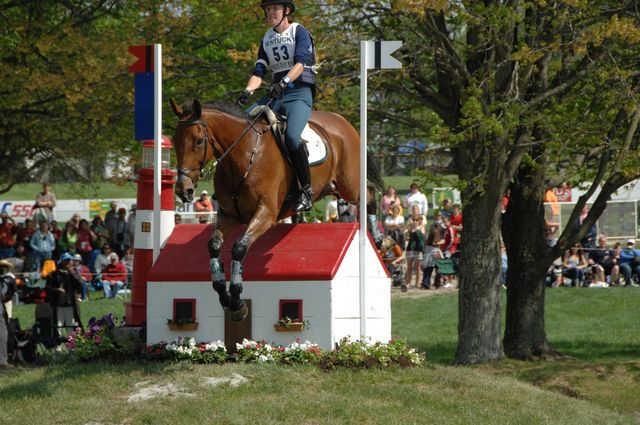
[236,89,252,107]
[268,81,287,100]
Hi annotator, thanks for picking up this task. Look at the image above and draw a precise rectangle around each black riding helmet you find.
[261,0,295,13]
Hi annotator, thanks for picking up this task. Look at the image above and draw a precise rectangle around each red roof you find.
[148,223,363,282]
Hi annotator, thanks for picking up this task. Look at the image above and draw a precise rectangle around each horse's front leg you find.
[207,214,238,310]
[228,202,278,321]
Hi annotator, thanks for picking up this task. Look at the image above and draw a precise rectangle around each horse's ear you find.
[192,99,202,119]
[170,98,183,118]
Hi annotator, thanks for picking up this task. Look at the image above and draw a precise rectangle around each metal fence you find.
[175,211,217,225]
[553,200,639,243]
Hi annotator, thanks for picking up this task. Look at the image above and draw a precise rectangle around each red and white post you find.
[124,137,176,325]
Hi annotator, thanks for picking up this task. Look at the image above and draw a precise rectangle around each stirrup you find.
[293,185,313,213]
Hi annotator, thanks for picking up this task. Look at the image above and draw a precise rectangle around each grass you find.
[3,287,639,424]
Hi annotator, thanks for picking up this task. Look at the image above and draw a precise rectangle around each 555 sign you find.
[1,202,35,221]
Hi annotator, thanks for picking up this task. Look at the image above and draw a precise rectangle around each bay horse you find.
[170,98,384,321]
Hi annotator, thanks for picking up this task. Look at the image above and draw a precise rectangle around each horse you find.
[170,98,384,321]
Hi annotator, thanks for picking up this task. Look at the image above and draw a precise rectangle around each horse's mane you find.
[180,100,247,120]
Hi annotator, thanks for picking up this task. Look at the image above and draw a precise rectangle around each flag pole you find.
[359,40,368,339]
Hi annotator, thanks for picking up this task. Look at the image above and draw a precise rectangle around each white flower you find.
[205,340,225,352]
[257,354,274,363]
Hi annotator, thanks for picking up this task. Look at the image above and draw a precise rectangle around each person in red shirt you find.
[15,219,36,254]
[75,219,96,265]
[101,253,127,298]
[449,204,463,232]
[194,190,214,223]
[442,216,458,256]
[0,214,16,259]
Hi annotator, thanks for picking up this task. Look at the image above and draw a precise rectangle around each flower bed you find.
[63,314,424,369]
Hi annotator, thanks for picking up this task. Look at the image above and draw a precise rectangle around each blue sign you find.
[134,72,154,141]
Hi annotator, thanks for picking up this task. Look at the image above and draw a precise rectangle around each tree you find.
[316,0,640,363]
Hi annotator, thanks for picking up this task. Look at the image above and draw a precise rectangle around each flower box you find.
[167,320,199,331]
[274,322,305,332]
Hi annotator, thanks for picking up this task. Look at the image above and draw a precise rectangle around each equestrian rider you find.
[237,0,316,213]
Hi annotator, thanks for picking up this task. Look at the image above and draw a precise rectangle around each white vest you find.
[262,23,300,74]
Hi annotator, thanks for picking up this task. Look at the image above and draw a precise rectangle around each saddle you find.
[248,105,295,166]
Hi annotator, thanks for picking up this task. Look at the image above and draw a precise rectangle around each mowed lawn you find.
[1,287,638,425]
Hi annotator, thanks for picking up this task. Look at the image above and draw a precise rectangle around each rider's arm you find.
[246,43,269,93]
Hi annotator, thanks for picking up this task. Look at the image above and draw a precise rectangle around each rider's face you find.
[265,4,285,26]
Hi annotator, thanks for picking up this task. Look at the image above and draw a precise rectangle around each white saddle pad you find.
[301,124,327,166]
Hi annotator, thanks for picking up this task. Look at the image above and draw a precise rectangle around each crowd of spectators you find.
[0,184,134,304]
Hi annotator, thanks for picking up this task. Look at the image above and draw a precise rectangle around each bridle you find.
[176,102,273,183]
[176,117,216,181]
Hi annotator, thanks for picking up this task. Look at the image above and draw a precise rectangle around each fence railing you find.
[549,200,639,243]
[175,211,217,225]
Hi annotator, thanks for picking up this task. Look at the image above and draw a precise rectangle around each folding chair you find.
[434,258,458,288]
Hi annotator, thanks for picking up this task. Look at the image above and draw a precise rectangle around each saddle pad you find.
[302,124,327,166]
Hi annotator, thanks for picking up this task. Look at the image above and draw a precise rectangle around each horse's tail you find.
[367,151,385,192]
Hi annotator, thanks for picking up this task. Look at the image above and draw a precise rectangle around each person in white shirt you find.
[404,183,428,216]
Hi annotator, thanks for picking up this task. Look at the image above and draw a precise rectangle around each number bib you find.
[262,23,299,74]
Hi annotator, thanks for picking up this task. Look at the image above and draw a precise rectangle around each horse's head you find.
[171,98,213,203]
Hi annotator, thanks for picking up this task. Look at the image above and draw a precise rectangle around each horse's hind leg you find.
[228,202,277,321]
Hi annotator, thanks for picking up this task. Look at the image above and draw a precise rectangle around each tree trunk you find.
[502,162,561,360]
[454,193,505,364]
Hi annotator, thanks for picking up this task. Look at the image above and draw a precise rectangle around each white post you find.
[152,43,162,262]
[359,40,368,339]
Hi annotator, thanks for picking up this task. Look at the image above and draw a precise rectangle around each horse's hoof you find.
[230,301,248,322]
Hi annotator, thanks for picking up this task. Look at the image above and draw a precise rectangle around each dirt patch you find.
[202,373,248,388]
[127,383,194,402]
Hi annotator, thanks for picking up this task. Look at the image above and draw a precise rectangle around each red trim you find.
[173,298,196,322]
[279,299,303,321]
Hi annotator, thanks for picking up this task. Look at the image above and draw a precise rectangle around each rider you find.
[237,0,316,213]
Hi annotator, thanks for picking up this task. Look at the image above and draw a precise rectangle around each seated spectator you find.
[90,216,109,249]
[379,236,406,291]
[619,239,640,287]
[4,243,27,274]
[122,247,134,285]
[58,221,78,254]
[72,254,92,301]
[101,253,127,298]
[16,219,35,253]
[30,220,56,272]
[561,243,588,287]
[588,235,619,285]
[93,244,113,285]
[0,213,16,259]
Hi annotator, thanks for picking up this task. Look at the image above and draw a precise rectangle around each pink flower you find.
[94,335,102,345]
[67,341,76,349]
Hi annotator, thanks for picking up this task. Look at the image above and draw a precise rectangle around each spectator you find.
[501,188,511,214]
[5,243,27,274]
[544,185,560,247]
[366,185,383,245]
[441,216,458,257]
[16,219,35,253]
[104,201,118,230]
[440,198,453,220]
[430,209,445,239]
[404,204,426,288]
[0,259,17,370]
[195,190,213,223]
[560,243,588,287]
[379,236,406,292]
[175,214,183,225]
[571,206,597,257]
[101,253,127,298]
[30,220,56,271]
[383,205,405,247]
[421,227,443,289]
[122,247,134,286]
[588,235,619,285]
[500,241,508,288]
[380,186,402,217]
[72,253,92,302]
[90,216,109,249]
[619,239,640,287]
[76,219,96,265]
[403,182,428,216]
[450,204,463,233]
[58,221,78,254]
[0,213,16,259]
[45,253,83,336]
[325,196,338,222]
[93,244,113,282]
[50,220,62,259]
[128,204,136,247]
[108,208,131,258]
[34,182,56,224]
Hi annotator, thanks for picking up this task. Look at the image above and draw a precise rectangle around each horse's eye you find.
[196,138,204,146]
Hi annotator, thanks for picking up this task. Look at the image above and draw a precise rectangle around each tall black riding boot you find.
[291,144,313,213]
